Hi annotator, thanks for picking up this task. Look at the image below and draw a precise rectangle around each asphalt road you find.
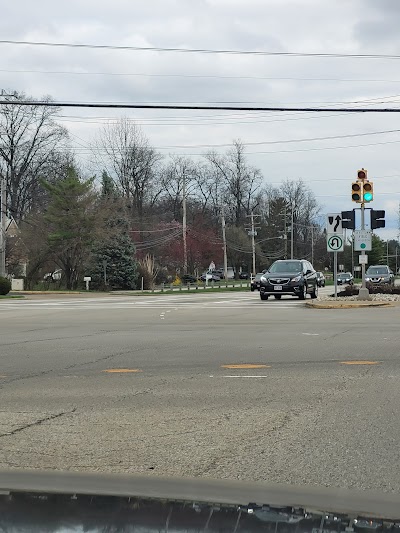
[0,289,399,494]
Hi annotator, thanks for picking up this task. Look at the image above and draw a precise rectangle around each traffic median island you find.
[305,300,393,309]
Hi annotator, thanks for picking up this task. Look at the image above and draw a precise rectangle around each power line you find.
[3,40,400,60]
[3,100,400,113]
[6,67,400,84]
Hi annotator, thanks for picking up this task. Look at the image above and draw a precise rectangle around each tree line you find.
[2,91,392,290]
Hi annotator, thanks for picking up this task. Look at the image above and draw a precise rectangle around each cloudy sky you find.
[1,0,400,238]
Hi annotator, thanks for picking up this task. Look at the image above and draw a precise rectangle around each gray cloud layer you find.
[1,0,400,234]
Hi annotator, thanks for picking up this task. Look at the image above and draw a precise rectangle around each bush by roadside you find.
[0,276,11,295]
[335,284,400,297]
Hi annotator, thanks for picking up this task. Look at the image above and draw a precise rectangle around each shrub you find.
[0,276,11,295]
[334,284,400,297]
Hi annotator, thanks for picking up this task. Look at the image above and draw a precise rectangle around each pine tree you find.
[41,167,98,290]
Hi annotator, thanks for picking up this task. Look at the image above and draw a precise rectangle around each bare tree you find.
[96,119,162,224]
[280,179,321,259]
[160,155,198,220]
[204,141,262,226]
[0,91,68,222]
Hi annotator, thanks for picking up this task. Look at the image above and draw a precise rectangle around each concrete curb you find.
[306,300,393,309]
[10,291,91,295]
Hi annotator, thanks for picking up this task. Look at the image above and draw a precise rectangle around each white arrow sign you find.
[326,213,343,234]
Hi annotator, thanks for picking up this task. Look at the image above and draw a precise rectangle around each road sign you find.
[359,254,368,265]
[327,233,344,252]
[354,230,372,251]
[326,213,343,234]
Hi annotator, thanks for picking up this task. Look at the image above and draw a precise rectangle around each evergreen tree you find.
[41,168,98,290]
[90,232,137,290]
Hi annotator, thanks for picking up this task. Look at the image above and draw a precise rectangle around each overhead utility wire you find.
[3,40,400,59]
[2,101,400,112]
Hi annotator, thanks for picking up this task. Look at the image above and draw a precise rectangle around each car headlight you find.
[291,275,302,282]
[260,276,267,282]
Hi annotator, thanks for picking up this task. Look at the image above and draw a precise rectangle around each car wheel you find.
[310,284,318,299]
[274,295,282,299]
[260,293,269,301]
[298,284,307,300]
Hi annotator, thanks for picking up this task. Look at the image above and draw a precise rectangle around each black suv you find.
[259,259,318,300]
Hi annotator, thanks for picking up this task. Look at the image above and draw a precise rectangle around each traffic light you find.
[363,181,374,202]
[357,169,367,180]
[352,181,362,202]
[341,210,355,230]
[371,209,385,229]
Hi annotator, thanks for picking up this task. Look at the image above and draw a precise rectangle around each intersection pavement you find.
[0,288,399,495]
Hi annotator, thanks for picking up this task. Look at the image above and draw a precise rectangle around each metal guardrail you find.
[153,281,251,292]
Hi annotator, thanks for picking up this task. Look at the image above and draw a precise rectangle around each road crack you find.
[0,408,76,438]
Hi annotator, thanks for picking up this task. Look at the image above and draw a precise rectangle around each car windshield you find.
[366,267,388,275]
[3,2,400,523]
[268,261,302,273]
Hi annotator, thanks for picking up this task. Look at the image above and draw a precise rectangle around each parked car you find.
[259,259,318,300]
[250,273,263,291]
[215,267,235,280]
[43,269,62,281]
[316,271,326,287]
[181,274,198,284]
[365,265,394,286]
[239,272,250,279]
[200,270,221,282]
[336,272,354,285]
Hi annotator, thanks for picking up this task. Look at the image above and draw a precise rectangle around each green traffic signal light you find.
[363,191,373,201]
[363,181,373,202]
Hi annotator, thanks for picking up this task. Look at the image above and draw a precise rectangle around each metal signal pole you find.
[182,175,188,275]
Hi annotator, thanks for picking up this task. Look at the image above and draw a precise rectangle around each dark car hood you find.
[0,470,399,530]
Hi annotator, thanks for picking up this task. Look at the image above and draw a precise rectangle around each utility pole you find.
[290,201,295,259]
[311,225,314,265]
[220,206,228,281]
[283,205,288,259]
[0,174,6,277]
[182,175,188,275]
[246,213,261,276]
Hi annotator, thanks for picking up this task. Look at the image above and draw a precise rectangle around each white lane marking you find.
[302,333,319,336]
[221,375,270,378]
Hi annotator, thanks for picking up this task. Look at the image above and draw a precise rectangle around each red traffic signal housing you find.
[357,169,367,180]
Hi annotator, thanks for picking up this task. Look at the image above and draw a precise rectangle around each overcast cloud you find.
[1,0,400,236]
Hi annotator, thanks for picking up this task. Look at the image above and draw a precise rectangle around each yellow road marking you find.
[340,361,380,365]
[102,369,142,373]
[221,364,270,369]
